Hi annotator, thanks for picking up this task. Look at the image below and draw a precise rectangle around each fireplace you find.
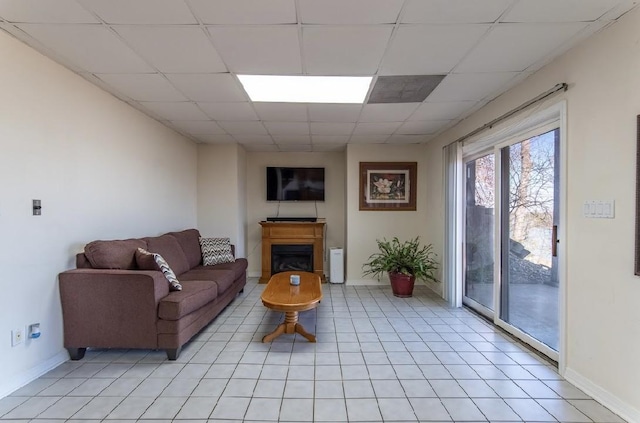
[271,244,314,275]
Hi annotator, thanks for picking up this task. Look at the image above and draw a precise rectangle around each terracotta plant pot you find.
[389,271,415,297]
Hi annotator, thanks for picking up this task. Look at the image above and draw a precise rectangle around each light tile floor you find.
[0,279,625,422]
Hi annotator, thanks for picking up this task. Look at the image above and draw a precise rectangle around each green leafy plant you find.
[362,237,439,282]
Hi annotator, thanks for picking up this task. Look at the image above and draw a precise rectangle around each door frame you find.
[459,102,567,373]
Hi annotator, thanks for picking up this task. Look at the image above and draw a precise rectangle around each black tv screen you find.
[266,167,325,201]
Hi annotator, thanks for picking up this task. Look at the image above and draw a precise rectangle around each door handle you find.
[552,225,558,257]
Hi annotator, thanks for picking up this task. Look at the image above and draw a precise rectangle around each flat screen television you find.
[266,167,325,201]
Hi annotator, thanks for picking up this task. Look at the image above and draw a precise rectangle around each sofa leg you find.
[166,347,181,360]
[240,288,244,293]
[67,347,86,360]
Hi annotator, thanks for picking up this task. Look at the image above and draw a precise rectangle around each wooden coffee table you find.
[261,271,323,343]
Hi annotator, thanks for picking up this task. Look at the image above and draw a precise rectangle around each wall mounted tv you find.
[266,167,325,202]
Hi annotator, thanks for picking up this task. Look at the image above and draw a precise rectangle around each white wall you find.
[424,8,640,420]
[197,144,247,256]
[345,144,439,290]
[0,31,197,397]
[245,152,346,276]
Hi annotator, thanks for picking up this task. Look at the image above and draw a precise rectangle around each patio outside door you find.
[462,127,561,359]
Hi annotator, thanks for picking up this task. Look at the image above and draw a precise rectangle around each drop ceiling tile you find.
[312,135,350,143]
[380,24,491,75]
[359,104,420,122]
[410,101,477,121]
[349,134,390,143]
[114,26,226,73]
[353,122,402,135]
[80,0,197,24]
[299,0,404,24]
[254,103,308,122]
[16,24,152,73]
[96,74,187,102]
[169,120,226,135]
[165,74,248,102]
[188,0,296,24]
[234,135,275,144]
[243,143,279,151]
[308,104,362,122]
[264,122,310,135]
[272,135,311,144]
[198,102,258,121]
[197,134,237,144]
[139,102,209,121]
[427,72,519,102]
[0,0,98,23]
[208,25,301,74]
[387,134,432,143]
[397,120,451,135]
[503,0,621,22]
[456,23,587,72]
[401,0,512,24]
[312,144,346,152]
[303,25,393,75]
[310,122,356,135]
[218,121,269,135]
[278,144,312,152]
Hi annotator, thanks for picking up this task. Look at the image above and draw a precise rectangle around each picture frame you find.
[359,162,417,211]
[635,115,640,275]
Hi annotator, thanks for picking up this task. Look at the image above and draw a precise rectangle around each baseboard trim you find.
[564,367,640,423]
[248,271,261,278]
[0,350,68,399]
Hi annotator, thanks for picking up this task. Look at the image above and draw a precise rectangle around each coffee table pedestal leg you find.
[262,311,316,343]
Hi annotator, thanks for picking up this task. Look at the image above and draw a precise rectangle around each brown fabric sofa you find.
[58,229,247,360]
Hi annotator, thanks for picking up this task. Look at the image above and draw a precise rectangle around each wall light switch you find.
[583,200,615,218]
[33,199,41,216]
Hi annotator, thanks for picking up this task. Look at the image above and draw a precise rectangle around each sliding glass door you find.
[461,123,562,359]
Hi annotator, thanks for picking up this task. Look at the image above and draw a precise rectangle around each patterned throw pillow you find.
[137,248,182,291]
[200,237,235,266]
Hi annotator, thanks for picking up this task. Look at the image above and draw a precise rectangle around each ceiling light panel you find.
[80,0,197,24]
[381,24,491,75]
[165,74,248,102]
[197,102,259,121]
[299,0,404,24]
[401,0,512,24]
[208,26,301,74]
[188,0,296,24]
[96,74,187,102]
[503,0,621,22]
[456,23,587,72]
[238,75,372,103]
[17,24,153,73]
[302,26,393,75]
[0,0,98,23]
[140,102,209,121]
[114,26,226,73]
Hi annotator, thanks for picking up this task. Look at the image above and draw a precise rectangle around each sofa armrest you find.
[58,269,170,350]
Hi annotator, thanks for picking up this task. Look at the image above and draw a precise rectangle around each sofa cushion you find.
[84,239,147,269]
[168,229,202,269]
[179,268,236,294]
[146,234,190,276]
[190,258,248,281]
[158,280,218,320]
[200,237,235,266]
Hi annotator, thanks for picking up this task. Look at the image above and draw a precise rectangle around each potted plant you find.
[362,237,438,297]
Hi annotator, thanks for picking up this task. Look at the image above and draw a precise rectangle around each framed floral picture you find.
[359,162,417,211]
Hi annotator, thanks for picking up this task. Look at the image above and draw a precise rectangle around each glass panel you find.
[464,153,495,310]
[501,129,559,350]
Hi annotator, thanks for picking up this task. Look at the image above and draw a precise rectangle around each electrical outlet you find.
[11,328,24,346]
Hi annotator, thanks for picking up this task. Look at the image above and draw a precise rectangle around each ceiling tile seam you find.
[445,22,499,76]
[494,0,519,25]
